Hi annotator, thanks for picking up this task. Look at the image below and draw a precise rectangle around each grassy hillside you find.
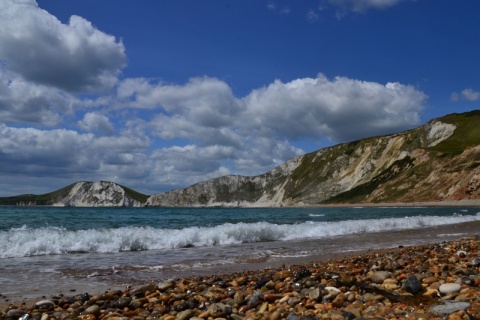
[429,110,480,154]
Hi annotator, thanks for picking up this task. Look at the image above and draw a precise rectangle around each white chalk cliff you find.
[53,181,145,207]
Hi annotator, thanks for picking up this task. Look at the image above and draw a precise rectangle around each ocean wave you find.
[0,214,478,258]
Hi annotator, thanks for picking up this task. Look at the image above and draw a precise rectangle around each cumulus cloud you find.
[243,74,426,142]
[78,112,115,135]
[121,74,426,145]
[0,124,149,178]
[451,88,480,102]
[0,69,75,126]
[0,0,126,92]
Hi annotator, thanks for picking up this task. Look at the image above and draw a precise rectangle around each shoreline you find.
[304,199,480,208]
[2,231,480,318]
[3,198,480,208]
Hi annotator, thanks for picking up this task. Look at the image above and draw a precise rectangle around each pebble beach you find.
[2,235,480,320]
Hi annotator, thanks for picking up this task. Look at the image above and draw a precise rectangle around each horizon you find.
[1,0,479,196]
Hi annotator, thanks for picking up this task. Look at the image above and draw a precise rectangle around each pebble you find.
[472,257,480,266]
[369,271,391,284]
[439,283,462,294]
[158,279,176,291]
[2,237,480,320]
[404,275,423,295]
[429,301,471,316]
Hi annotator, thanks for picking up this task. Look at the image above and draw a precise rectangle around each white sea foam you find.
[0,214,479,258]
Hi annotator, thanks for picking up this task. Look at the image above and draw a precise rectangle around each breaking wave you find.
[1,213,479,258]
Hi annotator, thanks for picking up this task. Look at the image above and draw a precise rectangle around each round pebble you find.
[439,283,462,294]
[404,275,422,295]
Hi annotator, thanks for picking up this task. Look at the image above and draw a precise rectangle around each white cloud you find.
[451,88,480,102]
[78,112,115,135]
[0,0,126,92]
[243,74,426,142]
[0,69,75,126]
[0,124,149,178]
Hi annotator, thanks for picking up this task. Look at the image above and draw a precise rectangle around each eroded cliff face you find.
[146,156,303,207]
[146,113,480,207]
[281,120,462,205]
[53,181,144,207]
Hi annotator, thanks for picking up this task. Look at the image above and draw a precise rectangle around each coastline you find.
[3,198,480,208]
[2,219,480,318]
[307,199,480,208]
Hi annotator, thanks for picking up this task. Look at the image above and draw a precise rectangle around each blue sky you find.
[0,0,479,196]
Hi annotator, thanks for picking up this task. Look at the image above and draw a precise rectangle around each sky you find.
[0,0,479,196]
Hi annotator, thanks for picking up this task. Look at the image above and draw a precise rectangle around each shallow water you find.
[0,206,479,301]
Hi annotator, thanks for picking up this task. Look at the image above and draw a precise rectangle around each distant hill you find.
[0,181,148,207]
[1,110,479,207]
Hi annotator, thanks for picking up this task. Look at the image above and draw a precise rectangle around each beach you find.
[1,216,480,319]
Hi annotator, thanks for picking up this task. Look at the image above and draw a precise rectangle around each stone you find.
[129,298,146,309]
[247,296,261,309]
[472,257,480,266]
[158,279,176,291]
[456,250,467,257]
[439,283,462,294]
[34,300,55,311]
[404,275,423,295]
[369,271,391,284]
[6,309,26,319]
[308,288,321,301]
[177,309,195,320]
[82,305,100,315]
[331,294,345,308]
[115,297,132,308]
[428,301,471,316]
[131,283,156,297]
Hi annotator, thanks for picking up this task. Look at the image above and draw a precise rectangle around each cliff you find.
[146,110,480,207]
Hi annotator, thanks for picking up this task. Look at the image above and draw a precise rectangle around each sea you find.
[1,205,479,301]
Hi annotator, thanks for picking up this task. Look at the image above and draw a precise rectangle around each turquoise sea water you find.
[0,206,479,299]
